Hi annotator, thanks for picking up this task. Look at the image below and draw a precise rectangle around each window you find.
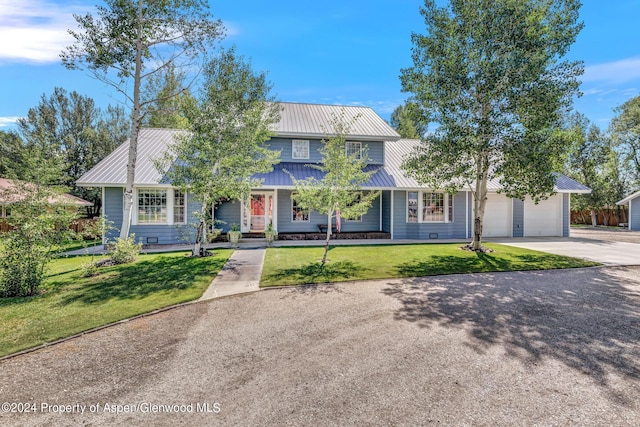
[346,141,362,159]
[291,195,309,222]
[407,192,418,223]
[423,192,444,222]
[174,190,186,224]
[292,139,310,159]
[0,206,10,218]
[406,191,454,223]
[345,193,363,222]
[137,189,167,224]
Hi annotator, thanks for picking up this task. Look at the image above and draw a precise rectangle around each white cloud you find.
[0,117,20,127]
[583,57,640,84]
[0,0,90,63]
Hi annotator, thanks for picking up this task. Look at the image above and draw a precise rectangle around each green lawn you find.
[0,250,232,357]
[260,243,599,287]
[55,238,102,254]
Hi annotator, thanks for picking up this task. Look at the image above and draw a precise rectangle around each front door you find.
[243,192,275,232]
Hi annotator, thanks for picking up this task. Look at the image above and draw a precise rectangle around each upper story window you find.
[345,141,362,160]
[138,189,167,224]
[292,139,310,160]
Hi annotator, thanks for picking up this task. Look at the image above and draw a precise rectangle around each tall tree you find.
[0,130,24,178]
[155,48,280,256]
[291,113,380,265]
[566,113,609,226]
[15,88,129,215]
[143,62,195,129]
[400,0,583,250]
[62,0,225,238]
[611,95,640,186]
[389,102,426,139]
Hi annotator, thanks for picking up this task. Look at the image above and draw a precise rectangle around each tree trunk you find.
[321,210,333,265]
[600,207,610,227]
[589,208,597,227]
[471,155,489,251]
[193,200,208,256]
[119,0,144,239]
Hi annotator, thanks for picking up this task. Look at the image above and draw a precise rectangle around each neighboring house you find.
[617,190,640,231]
[0,177,93,231]
[77,102,590,245]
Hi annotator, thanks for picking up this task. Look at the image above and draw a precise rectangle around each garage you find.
[482,193,512,237]
[524,195,561,236]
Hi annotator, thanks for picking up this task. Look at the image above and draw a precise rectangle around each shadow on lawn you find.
[60,256,226,305]
[396,252,589,277]
[264,260,366,286]
[381,267,640,406]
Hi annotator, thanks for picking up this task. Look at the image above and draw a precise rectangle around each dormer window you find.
[346,141,362,159]
[292,139,310,159]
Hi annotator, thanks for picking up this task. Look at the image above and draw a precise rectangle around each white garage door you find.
[524,195,561,237]
[482,193,512,237]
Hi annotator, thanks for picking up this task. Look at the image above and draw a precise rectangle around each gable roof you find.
[273,102,400,141]
[385,139,591,193]
[0,178,93,206]
[617,190,640,205]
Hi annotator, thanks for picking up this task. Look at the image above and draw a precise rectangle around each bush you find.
[108,234,142,265]
[0,235,49,297]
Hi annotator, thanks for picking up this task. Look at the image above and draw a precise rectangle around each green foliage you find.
[290,112,380,264]
[143,62,195,129]
[400,0,583,248]
[611,95,640,186]
[389,103,425,139]
[14,88,130,216]
[155,47,281,255]
[0,182,78,297]
[62,0,225,239]
[108,234,142,265]
[0,130,24,178]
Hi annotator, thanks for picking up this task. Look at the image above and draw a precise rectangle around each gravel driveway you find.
[570,226,640,244]
[1,266,639,426]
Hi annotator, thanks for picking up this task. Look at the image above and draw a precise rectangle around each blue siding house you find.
[617,191,640,231]
[78,102,591,245]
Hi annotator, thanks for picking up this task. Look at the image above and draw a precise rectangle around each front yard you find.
[0,250,232,357]
[260,243,599,287]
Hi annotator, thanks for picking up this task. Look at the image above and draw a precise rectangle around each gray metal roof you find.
[273,102,400,141]
[384,139,591,193]
[77,128,185,186]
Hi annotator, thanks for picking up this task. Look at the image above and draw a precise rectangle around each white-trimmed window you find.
[406,191,454,223]
[291,196,309,222]
[346,141,362,159]
[174,190,186,224]
[137,189,167,224]
[0,205,10,218]
[344,193,363,222]
[292,139,310,160]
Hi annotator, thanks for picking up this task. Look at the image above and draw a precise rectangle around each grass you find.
[260,243,599,287]
[0,250,232,357]
[54,238,102,254]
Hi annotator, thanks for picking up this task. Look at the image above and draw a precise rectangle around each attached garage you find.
[524,195,562,236]
[482,193,512,237]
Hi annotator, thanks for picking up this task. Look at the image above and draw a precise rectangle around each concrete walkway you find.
[199,248,266,300]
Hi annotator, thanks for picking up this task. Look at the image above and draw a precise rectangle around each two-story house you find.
[77,102,590,244]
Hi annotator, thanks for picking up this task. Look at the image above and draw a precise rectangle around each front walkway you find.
[199,248,266,300]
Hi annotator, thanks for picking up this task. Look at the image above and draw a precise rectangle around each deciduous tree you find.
[400,0,583,250]
[389,103,425,139]
[62,0,225,238]
[291,113,379,265]
[155,48,280,256]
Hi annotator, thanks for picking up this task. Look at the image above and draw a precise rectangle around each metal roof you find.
[0,178,93,206]
[384,139,591,193]
[273,102,400,141]
[77,128,185,186]
[254,162,396,188]
[617,189,640,205]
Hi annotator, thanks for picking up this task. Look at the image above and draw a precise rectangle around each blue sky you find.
[1,0,639,130]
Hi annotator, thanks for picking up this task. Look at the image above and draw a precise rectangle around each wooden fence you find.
[571,207,628,226]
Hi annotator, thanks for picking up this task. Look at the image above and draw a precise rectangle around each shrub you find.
[108,234,142,265]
